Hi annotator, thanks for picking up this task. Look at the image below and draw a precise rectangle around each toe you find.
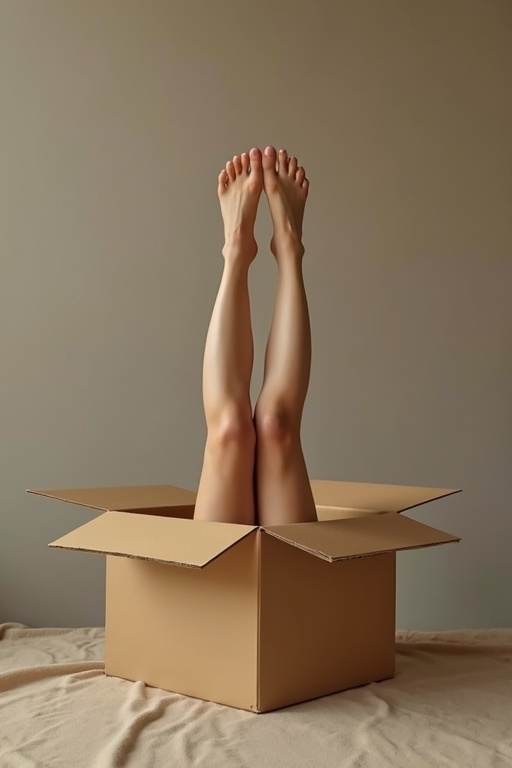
[226,160,236,182]
[262,145,277,172]
[288,156,298,176]
[249,147,262,174]
[241,152,250,173]
[302,178,309,194]
[296,166,306,184]
[218,169,229,193]
[278,149,288,175]
[233,155,243,175]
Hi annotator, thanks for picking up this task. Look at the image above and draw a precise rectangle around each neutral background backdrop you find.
[1,0,511,629]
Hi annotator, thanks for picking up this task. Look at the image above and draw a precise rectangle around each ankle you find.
[223,231,257,263]
[270,233,304,261]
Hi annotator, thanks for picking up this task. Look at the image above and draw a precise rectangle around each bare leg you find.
[255,146,317,526]
[194,149,263,524]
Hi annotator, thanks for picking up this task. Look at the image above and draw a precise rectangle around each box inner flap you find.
[310,479,461,514]
[28,484,197,512]
[49,512,255,567]
[264,514,459,561]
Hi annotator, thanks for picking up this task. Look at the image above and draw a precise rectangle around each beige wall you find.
[1,0,511,628]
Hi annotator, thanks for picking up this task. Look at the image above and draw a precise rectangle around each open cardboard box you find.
[28,481,460,712]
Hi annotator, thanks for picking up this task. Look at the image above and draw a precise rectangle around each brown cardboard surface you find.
[265,514,459,562]
[118,505,195,519]
[311,480,461,515]
[105,534,259,710]
[27,484,197,512]
[315,505,388,521]
[50,511,256,567]
[29,478,461,712]
[258,533,396,712]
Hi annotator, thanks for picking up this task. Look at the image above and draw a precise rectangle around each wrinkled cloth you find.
[0,623,511,767]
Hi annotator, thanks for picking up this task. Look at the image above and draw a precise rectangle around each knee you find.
[254,406,295,449]
[209,406,255,451]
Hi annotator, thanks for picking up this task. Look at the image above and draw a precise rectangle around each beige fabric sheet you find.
[0,623,511,768]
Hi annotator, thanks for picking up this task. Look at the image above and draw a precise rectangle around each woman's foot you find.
[262,146,309,259]
[218,148,263,263]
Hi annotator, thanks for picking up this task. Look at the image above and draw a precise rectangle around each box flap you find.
[311,479,461,516]
[27,484,197,512]
[49,512,255,568]
[264,514,459,562]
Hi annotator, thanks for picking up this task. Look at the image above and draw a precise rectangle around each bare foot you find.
[262,146,309,259]
[218,148,263,263]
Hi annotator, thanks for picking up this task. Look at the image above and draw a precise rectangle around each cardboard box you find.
[28,481,460,712]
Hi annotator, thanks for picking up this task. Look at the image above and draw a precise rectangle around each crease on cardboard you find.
[256,531,262,713]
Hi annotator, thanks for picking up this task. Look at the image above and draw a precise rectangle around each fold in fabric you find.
[0,624,511,768]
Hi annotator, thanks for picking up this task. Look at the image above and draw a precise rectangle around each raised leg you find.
[194,149,263,524]
[254,146,317,526]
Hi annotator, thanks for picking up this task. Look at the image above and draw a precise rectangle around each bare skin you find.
[194,146,317,526]
[255,147,317,525]
[194,149,261,525]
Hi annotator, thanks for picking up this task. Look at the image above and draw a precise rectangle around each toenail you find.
[264,146,273,156]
